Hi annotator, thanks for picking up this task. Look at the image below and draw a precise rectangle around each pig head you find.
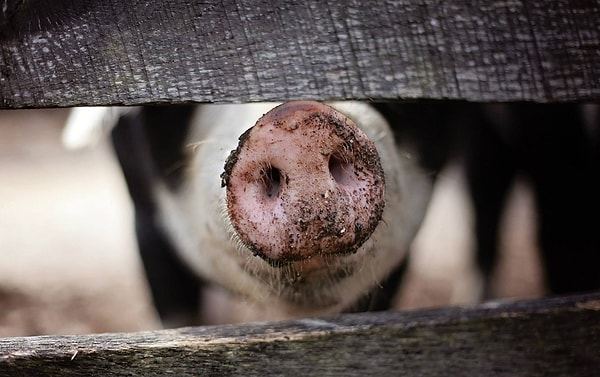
[70,101,433,326]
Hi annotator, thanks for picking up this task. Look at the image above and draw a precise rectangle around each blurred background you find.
[0,108,543,337]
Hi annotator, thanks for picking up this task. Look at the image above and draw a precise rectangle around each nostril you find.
[261,165,281,198]
[329,154,354,187]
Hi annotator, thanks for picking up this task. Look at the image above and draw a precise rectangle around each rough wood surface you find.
[1,0,599,108]
[0,293,599,376]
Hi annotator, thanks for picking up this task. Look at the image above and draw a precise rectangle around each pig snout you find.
[221,101,385,266]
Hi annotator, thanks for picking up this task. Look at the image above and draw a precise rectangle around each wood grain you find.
[1,293,599,376]
[1,0,599,108]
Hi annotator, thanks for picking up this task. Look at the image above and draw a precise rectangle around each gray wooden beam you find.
[1,293,599,376]
[1,0,599,108]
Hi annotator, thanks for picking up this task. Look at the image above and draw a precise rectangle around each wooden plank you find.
[1,293,599,376]
[1,0,599,108]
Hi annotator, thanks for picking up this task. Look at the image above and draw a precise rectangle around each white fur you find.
[62,106,130,150]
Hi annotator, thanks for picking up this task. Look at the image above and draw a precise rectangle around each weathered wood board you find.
[1,0,599,108]
[0,293,599,376]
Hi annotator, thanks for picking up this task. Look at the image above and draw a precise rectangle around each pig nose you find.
[221,101,385,266]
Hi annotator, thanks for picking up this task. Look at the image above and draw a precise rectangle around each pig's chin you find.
[254,246,361,269]
[240,242,374,308]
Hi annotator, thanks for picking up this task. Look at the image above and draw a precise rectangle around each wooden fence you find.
[1,293,599,376]
[0,0,599,375]
[1,0,599,108]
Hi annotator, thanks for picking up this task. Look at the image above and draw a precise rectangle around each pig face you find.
[153,101,432,317]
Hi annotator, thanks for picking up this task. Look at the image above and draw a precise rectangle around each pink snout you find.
[221,101,385,266]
